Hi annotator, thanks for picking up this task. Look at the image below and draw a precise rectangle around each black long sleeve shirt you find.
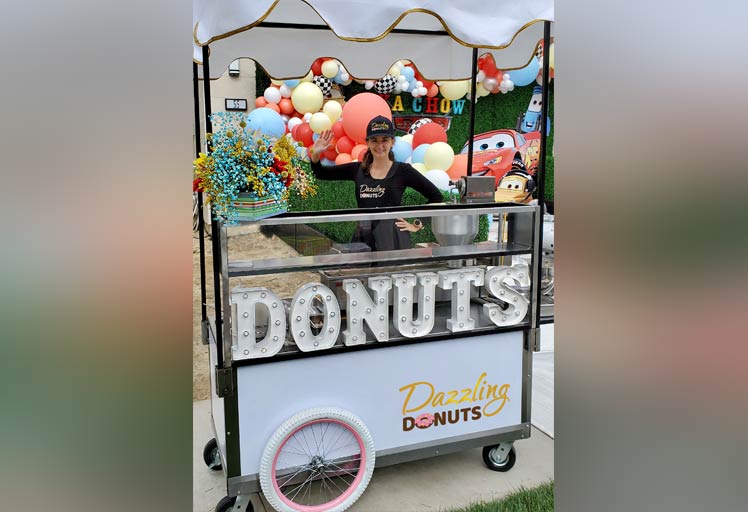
[309,159,444,251]
[309,160,444,208]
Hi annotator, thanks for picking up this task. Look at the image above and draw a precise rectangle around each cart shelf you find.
[227,240,532,277]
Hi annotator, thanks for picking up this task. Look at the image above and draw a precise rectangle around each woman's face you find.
[366,136,394,158]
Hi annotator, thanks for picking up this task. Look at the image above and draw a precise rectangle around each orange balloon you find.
[255,97,268,108]
[342,93,392,144]
[426,84,439,97]
[335,153,353,165]
[265,102,281,113]
[446,153,468,181]
[278,98,294,115]
[351,144,368,161]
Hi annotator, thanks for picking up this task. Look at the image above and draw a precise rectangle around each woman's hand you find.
[396,218,422,232]
[308,129,333,163]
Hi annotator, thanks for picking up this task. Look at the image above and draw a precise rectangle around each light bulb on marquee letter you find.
[393,272,437,338]
[483,265,530,326]
[231,287,285,360]
[289,283,341,351]
[437,267,484,332]
[342,277,392,345]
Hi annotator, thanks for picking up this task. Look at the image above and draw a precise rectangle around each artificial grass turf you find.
[443,481,554,512]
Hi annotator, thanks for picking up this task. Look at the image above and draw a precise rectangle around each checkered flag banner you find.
[408,117,433,135]
[312,75,333,97]
[374,74,398,94]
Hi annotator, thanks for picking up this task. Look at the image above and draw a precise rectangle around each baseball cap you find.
[366,115,395,139]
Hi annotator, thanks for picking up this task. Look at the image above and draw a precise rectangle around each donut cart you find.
[193,2,554,511]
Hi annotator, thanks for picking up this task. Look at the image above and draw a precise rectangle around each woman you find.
[308,115,443,251]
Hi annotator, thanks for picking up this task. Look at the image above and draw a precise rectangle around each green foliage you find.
[445,481,554,512]
[288,170,489,245]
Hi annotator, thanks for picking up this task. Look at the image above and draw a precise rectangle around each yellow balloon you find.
[270,79,284,86]
[291,82,324,114]
[439,80,469,100]
[323,100,342,122]
[476,82,491,97]
[424,142,455,171]
[388,64,401,77]
[309,112,333,133]
[411,163,428,174]
[300,70,314,83]
[549,43,554,69]
[321,60,339,79]
[401,133,414,145]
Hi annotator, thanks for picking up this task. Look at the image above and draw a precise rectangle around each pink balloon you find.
[335,153,353,165]
[351,144,368,161]
[342,93,392,144]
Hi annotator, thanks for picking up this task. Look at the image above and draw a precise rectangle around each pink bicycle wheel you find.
[259,407,375,512]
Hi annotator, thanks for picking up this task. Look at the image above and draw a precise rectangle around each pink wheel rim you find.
[271,418,366,512]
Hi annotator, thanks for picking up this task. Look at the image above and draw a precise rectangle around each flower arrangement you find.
[193,112,316,221]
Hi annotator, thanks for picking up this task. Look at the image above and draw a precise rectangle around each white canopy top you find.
[194,0,554,80]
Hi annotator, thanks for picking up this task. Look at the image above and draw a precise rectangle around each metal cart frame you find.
[193,7,554,512]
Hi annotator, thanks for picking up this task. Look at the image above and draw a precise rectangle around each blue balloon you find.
[411,143,431,164]
[320,158,335,166]
[246,107,285,139]
[312,132,320,142]
[401,66,415,81]
[392,138,412,162]
[509,57,540,87]
[284,79,300,88]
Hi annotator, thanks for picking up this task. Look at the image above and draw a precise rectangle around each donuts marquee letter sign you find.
[231,265,530,360]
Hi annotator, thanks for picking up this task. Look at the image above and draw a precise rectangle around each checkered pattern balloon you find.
[407,117,433,135]
[312,75,332,97]
[374,74,398,94]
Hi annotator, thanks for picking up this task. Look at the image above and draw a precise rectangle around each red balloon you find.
[413,122,448,149]
[295,123,315,147]
[324,147,338,161]
[335,135,355,155]
[278,98,294,115]
[311,58,325,76]
[342,93,392,144]
[255,97,268,108]
[331,120,346,139]
[426,84,439,97]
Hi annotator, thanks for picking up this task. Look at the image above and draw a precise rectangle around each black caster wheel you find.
[482,445,516,472]
[215,496,253,512]
[203,438,222,471]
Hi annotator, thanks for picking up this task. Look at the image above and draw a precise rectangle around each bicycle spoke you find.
[286,470,317,502]
[277,465,312,488]
[291,432,311,458]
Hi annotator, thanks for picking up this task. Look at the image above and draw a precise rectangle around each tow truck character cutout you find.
[516,85,551,135]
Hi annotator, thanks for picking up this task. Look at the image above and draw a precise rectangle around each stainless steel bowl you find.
[431,215,479,246]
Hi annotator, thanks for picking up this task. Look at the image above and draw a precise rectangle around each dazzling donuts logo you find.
[399,372,510,431]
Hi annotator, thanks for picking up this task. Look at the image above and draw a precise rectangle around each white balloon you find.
[476,70,486,82]
[279,84,292,98]
[263,86,281,104]
[425,170,452,191]
[281,114,290,122]
[303,112,313,122]
[401,82,410,91]
[364,80,375,90]
[483,78,498,91]
[416,80,423,88]
[398,75,408,84]
[418,86,428,96]
[287,117,303,131]
[394,84,402,94]
[340,72,349,82]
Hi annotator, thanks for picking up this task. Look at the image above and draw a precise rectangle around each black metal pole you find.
[201,45,224,366]
[534,21,552,329]
[193,62,208,326]
[466,47,479,177]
